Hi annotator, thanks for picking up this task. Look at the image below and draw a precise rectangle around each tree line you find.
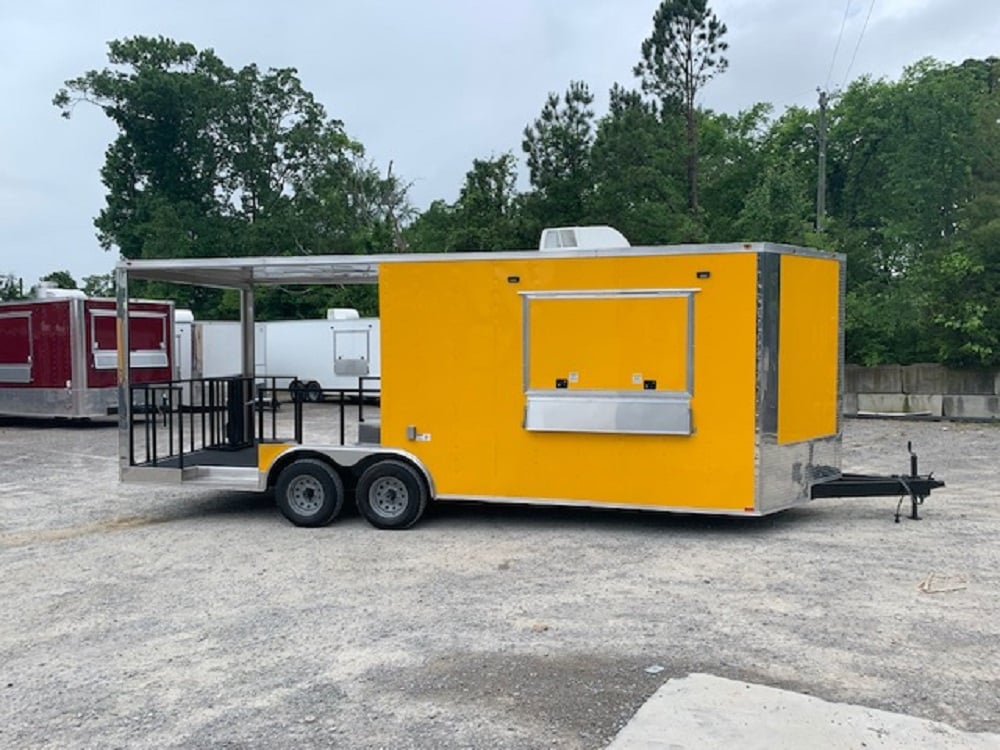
[4,1,996,366]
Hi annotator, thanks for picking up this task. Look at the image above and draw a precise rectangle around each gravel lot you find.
[1,411,998,749]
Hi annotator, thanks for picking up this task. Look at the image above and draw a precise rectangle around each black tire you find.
[306,381,323,403]
[275,458,345,527]
[288,379,306,403]
[355,459,428,530]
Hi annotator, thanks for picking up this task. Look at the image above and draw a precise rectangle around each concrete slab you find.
[607,674,1000,750]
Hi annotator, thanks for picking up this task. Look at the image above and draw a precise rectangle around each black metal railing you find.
[127,375,381,469]
[129,376,281,468]
[358,376,381,423]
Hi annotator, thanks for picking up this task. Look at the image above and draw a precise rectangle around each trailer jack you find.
[809,442,945,522]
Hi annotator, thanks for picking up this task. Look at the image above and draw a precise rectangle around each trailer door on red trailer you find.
[0,311,33,384]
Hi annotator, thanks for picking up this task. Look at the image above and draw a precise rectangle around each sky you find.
[1,0,997,286]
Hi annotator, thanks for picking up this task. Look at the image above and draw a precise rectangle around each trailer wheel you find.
[275,458,344,527]
[355,459,428,530]
[289,379,306,403]
[305,380,323,403]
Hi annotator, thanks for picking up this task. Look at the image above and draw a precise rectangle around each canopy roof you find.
[116,243,834,290]
[117,254,387,289]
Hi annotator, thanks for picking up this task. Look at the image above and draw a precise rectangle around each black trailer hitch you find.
[809,442,945,522]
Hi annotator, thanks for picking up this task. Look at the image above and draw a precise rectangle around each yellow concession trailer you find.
[116,241,942,528]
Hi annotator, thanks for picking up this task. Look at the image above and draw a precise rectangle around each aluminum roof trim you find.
[117,243,843,288]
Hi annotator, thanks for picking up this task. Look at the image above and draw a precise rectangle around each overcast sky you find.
[1,0,997,286]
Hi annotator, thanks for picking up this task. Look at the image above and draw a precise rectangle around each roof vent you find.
[326,308,361,320]
[35,283,86,299]
[538,225,630,251]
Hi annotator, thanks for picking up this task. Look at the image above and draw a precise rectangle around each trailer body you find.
[0,296,173,418]
[378,246,842,514]
[116,243,861,519]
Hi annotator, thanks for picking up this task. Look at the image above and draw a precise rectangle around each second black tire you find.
[355,459,428,530]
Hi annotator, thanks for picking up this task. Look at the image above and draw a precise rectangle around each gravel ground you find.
[0,412,997,749]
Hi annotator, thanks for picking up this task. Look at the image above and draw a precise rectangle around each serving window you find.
[0,312,32,383]
[521,289,696,435]
[90,310,169,370]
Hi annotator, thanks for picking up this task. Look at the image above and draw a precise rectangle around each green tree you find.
[735,157,812,244]
[813,57,1000,365]
[522,81,596,226]
[917,57,1000,365]
[404,200,459,254]
[634,0,728,218]
[55,36,411,320]
[586,84,691,243]
[452,154,525,250]
[0,274,26,301]
[40,270,78,289]
[406,154,529,253]
[699,103,772,241]
[82,273,115,298]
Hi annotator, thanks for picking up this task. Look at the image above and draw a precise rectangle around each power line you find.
[842,0,877,89]
[826,0,853,91]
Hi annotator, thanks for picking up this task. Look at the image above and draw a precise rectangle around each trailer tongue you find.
[810,443,945,521]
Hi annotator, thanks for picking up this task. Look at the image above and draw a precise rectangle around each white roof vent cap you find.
[327,308,360,320]
[539,225,630,251]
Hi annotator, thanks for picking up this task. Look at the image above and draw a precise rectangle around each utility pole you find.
[816,88,829,233]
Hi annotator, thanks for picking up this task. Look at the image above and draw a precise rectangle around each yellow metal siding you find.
[379,253,760,511]
[258,442,295,472]
[777,254,840,444]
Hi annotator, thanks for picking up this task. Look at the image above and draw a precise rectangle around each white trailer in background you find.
[174,309,380,401]
[174,314,264,404]
[263,309,380,401]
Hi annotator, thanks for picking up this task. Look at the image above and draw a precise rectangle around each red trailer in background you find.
[0,294,174,418]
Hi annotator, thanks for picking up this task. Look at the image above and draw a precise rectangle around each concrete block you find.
[843,365,863,394]
[856,393,942,415]
[901,363,947,394]
[944,368,996,395]
[904,394,944,415]
[942,394,1000,420]
[857,393,905,413]
[841,392,858,416]
[845,364,901,394]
